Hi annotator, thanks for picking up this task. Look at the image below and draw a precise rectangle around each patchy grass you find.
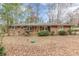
[31,39,36,43]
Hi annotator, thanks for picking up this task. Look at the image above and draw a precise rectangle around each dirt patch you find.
[3,35,79,56]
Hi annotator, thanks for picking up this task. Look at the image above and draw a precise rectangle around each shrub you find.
[67,28,73,35]
[50,31,55,35]
[37,30,49,36]
[0,46,6,56]
[58,29,67,35]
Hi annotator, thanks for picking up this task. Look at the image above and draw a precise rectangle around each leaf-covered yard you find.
[3,35,79,56]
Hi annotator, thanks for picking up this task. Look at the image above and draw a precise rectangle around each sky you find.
[21,3,49,23]
[0,3,50,23]
[0,3,79,24]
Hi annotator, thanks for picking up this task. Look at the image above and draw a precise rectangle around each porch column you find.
[44,26,46,30]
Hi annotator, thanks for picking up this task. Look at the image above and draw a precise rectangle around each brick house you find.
[8,23,72,36]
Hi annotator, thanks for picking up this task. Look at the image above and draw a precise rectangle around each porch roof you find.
[9,23,73,27]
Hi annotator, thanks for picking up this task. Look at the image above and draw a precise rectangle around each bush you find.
[37,30,49,36]
[58,29,67,35]
[50,31,54,35]
[67,28,73,35]
[0,46,6,56]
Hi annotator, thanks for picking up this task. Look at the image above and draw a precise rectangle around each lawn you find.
[3,35,79,56]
